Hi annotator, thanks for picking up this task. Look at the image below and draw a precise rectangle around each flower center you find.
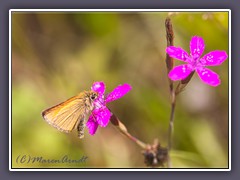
[189,54,201,68]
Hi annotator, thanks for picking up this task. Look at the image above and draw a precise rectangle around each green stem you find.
[167,90,176,168]
[110,112,147,149]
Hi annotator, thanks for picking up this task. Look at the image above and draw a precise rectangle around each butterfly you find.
[42,90,98,138]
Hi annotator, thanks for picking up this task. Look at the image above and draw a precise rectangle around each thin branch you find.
[167,89,176,168]
[165,17,175,168]
[110,112,147,149]
[165,17,174,93]
[110,112,168,167]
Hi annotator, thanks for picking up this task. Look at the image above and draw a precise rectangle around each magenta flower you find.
[166,36,228,86]
[86,82,132,135]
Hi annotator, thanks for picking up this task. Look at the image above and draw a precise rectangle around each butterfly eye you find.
[91,94,97,100]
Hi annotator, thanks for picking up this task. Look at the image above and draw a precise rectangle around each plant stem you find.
[167,90,176,168]
[165,17,175,168]
[110,112,147,149]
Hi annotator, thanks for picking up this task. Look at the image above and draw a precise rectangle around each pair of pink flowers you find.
[86,36,228,136]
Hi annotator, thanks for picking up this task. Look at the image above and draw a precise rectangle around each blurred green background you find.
[11,11,229,168]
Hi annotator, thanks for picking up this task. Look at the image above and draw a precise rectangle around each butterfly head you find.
[89,91,98,101]
[83,90,98,109]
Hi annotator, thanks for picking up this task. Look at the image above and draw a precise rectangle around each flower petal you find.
[106,84,132,103]
[93,99,105,109]
[166,46,190,62]
[199,50,228,66]
[93,107,111,127]
[91,81,105,96]
[190,36,205,59]
[168,64,194,81]
[86,115,99,135]
[196,67,220,86]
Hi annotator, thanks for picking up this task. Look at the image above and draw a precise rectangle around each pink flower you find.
[86,82,132,135]
[166,36,228,86]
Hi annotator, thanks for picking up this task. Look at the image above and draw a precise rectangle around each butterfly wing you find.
[42,95,87,133]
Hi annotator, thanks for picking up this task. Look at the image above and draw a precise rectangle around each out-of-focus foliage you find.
[12,11,229,168]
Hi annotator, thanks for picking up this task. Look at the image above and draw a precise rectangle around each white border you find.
[9,9,231,171]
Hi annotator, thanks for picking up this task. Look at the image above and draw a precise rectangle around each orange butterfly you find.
[42,90,98,138]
